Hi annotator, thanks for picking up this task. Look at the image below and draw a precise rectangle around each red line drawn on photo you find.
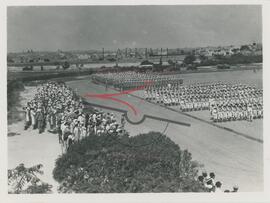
[84,81,153,116]
[83,81,190,127]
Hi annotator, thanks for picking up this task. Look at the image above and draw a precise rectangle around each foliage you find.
[240,45,251,51]
[167,59,176,66]
[8,163,52,194]
[199,54,262,66]
[24,183,53,194]
[186,64,198,70]
[140,60,154,65]
[8,69,94,82]
[183,54,196,64]
[62,61,70,69]
[53,132,207,193]
[216,64,230,69]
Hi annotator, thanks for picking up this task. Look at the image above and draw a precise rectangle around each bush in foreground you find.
[53,132,206,193]
[8,163,52,194]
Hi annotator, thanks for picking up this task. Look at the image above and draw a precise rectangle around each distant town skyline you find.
[7,5,262,52]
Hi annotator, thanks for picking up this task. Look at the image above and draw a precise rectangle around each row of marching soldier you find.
[144,81,263,122]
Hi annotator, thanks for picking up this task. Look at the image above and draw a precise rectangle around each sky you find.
[7,5,262,52]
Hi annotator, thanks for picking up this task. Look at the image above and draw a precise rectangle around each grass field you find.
[65,68,263,192]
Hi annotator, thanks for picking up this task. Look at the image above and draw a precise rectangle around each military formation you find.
[91,71,183,90]
[23,81,125,151]
[144,81,263,122]
[92,71,263,123]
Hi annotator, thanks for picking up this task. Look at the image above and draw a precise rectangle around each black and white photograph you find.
[1,1,270,202]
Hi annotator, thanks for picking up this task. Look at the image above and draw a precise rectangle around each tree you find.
[140,60,154,66]
[167,59,176,65]
[183,54,196,65]
[53,132,207,193]
[8,163,52,194]
[186,64,198,71]
[62,61,70,70]
[240,45,251,51]
[199,55,207,61]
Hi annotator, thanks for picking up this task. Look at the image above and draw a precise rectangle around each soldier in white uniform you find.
[247,104,253,122]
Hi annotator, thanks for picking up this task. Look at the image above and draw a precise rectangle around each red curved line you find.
[106,97,138,116]
[91,94,138,115]
[85,81,153,98]
[83,80,153,116]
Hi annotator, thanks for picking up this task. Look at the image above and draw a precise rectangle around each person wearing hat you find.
[231,185,239,192]
[121,114,126,128]
[36,108,44,134]
[202,171,208,181]
[253,104,258,119]
[204,179,214,192]
[258,105,263,119]
[209,172,216,185]
[73,122,80,142]
[217,107,223,122]
[66,133,75,151]
[215,181,223,193]
[30,107,36,130]
[227,106,232,121]
[247,104,253,122]
[198,175,204,185]
[23,105,31,130]
[212,107,218,122]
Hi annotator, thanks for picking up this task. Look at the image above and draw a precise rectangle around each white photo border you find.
[1,1,270,203]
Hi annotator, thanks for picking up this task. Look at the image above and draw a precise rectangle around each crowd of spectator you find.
[23,81,125,151]
[197,171,239,193]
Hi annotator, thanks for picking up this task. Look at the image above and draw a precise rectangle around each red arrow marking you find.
[84,81,153,116]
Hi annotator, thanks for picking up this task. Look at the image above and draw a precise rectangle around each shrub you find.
[8,163,52,194]
[217,64,230,69]
[187,64,198,70]
[53,132,206,193]
[183,54,196,65]
[200,54,262,66]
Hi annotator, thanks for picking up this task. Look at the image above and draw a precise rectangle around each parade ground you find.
[66,68,263,192]
[8,68,263,192]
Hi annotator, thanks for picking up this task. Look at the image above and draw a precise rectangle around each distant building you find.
[193,58,201,64]
[77,54,91,60]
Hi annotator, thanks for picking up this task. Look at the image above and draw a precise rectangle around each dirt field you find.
[66,69,263,192]
[8,86,61,193]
